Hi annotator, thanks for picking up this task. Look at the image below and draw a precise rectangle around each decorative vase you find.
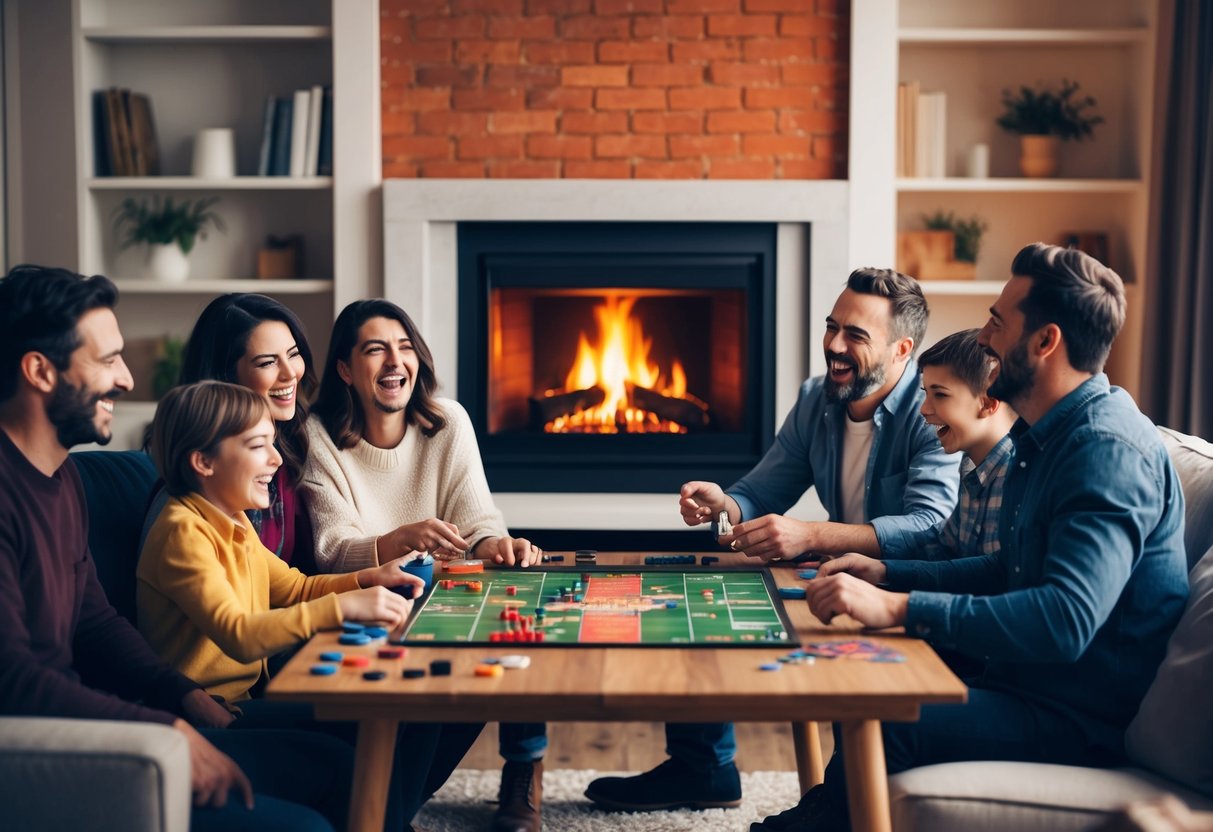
[1019,135,1061,178]
[146,243,190,283]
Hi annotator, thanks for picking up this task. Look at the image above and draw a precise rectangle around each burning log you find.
[529,386,606,426]
[629,384,711,430]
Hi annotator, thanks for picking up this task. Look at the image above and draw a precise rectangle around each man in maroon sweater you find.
[0,265,348,831]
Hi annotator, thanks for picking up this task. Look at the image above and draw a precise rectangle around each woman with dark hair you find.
[146,293,319,569]
[304,299,550,832]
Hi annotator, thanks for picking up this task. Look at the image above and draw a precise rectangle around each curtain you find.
[1141,0,1213,438]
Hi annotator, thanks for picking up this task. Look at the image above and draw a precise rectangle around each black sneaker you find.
[750,784,846,831]
[584,758,742,811]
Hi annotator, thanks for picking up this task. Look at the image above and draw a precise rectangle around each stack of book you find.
[257,86,333,177]
[897,82,947,178]
[93,88,160,177]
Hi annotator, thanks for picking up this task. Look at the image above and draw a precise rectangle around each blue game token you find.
[339,633,372,646]
[341,622,366,633]
[363,626,389,639]
[798,569,819,580]
[310,664,338,675]
[666,601,678,609]
[319,651,344,662]
[759,663,781,671]
[778,586,807,600]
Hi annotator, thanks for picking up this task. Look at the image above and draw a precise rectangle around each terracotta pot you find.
[1019,135,1061,178]
[146,242,190,283]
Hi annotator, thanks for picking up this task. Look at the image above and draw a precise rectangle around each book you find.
[317,86,333,176]
[104,88,131,176]
[303,84,323,176]
[128,93,160,176]
[256,96,276,177]
[269,96,293,176]
[92,91,113,177]
[288,88,310,177]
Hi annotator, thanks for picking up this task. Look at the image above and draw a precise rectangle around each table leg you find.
[347,718,398,832]
[791,721,825,794]
[839,719,891,832]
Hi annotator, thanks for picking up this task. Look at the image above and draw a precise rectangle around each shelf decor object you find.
[996,79,1104,178]
[112,196,225,283]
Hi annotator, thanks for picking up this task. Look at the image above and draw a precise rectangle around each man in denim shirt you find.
[759,244,1189,831]
[586,269,961,812]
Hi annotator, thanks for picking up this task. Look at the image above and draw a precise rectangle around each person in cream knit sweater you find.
[303,299,547,832]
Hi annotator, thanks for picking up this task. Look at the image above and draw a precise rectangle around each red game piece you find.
[506,585,517,596]
[535,632,545,642]
[378,647,406,659]
[342,656,371,668]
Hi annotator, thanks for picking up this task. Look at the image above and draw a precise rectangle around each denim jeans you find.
[499,722,547,762]
[812,687,1125,829]
[665,722,736,770]
[233,698,483,826]
[194,726,352,832]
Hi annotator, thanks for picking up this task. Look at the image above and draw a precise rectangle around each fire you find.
[546,295,699,434]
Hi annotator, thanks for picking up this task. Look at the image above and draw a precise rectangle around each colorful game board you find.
[401,567,794,647]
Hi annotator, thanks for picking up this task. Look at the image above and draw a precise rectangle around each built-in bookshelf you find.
[68,0,380,445]
[851,0,1157,399]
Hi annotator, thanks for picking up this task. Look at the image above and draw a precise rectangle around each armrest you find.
[0,717,190,832]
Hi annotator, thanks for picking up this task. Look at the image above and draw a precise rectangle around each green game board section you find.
[402,568,790,647]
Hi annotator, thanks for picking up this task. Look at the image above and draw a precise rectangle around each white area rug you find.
[416,769,802,831]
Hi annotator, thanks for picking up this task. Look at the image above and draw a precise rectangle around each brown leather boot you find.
[491,760,542,832]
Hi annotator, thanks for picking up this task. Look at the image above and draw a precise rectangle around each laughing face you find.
[49,308,133,448]
[919,365,987,456]
[979,277,1037,407]
[337,316,419,417]
[822,289,897,405]
[198,413,282,518]
[234,320,306,422]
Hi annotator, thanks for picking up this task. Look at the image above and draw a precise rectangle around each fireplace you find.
[457,222,776,493]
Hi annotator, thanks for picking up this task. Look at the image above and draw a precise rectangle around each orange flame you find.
[547,295,693,434]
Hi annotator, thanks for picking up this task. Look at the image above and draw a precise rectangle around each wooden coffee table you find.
[267,553,967,832]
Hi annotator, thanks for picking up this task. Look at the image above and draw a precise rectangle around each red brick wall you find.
[380,0,849,179]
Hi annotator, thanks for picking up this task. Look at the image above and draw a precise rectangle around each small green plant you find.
[996,79,1103,141]
[151,335,185,400]
[112,196,224,254]
[923,210,988,264]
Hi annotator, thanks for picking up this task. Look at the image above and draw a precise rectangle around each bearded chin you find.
[46,380,107,448]
[825,366,885,404]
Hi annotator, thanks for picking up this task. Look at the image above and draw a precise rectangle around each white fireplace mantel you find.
[383,179,846,531]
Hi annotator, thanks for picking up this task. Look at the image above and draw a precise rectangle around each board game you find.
[400,567,794,647]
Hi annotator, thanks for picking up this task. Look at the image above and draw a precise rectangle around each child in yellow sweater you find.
[139,381,481,828]
[138,380,421,703]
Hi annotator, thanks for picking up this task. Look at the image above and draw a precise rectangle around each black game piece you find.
[403,668,426,679]
[701,556,720,565]
[363,670,387,681]
[575,550,597,563]
[429,659,452,676]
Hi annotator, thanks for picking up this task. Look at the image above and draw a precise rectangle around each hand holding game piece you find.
[380,517,470,560]
[815,553,888,586]
[804,572,908,629]
[679,480,728,527]
[476,534,542,568]
[723,514,817,563]
[337,585,413,631]
[358,555,428,595]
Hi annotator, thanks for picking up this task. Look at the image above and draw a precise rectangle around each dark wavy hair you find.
[1010,242,1125,373]
[918,329,997,397]
[312,299,446,449]
[0,264,119,403]
[846,267,929,356]
[178,294,316,485]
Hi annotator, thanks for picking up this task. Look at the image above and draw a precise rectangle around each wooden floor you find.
[459,721,835,772]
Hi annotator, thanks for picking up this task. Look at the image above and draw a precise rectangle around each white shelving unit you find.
[65,0,381,447]
[850,0,1156,399]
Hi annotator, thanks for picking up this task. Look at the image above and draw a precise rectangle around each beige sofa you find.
[889,427,1213,831]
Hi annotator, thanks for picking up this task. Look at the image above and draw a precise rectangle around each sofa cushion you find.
[1158,426,1213,569]
[1125,543,1213,798]
[70,450,159,624]
[889,761,1213,832]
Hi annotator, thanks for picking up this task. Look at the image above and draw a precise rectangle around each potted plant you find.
[151,335,185,400]
[112,196,224,282]
[995,79,1103,178]
[923,210,988,264]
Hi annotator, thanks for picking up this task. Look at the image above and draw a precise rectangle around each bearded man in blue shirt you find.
[585,268,962,812]
[753,243,1190,831]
